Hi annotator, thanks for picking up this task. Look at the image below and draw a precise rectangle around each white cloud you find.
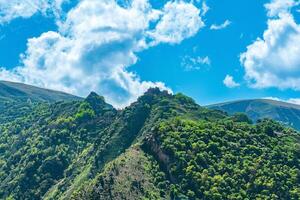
[264,96,300,105]
[147,1,204,45]
[0,0,204,108]
[240,0,300,90]
[210,20,231,30]
[265,0,299,17]
[201,1,209,16]
[288,98,300,104]
[181,55,210,71]
[223,75,240,88]
[0,0,67,24]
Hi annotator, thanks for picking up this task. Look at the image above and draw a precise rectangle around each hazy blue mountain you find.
[0,81,81,103]
[208,99,300,130]
[0,81,82,124]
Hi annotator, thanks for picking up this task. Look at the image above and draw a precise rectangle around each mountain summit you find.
[85,91,114,114]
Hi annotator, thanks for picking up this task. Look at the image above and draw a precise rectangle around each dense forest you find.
[0,86,299,199]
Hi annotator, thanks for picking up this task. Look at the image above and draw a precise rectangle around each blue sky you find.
[1,0,300,107]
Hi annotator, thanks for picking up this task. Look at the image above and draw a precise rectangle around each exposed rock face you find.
[142,134,177,184]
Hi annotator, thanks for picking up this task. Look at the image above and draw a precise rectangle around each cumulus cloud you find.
[0,0,204,108]
[181,55,210,71]
[0,0,67,24]
[210,20,231,30]
[223,75,240,88]
[240,0,300,91]
[265,0,299,17]
[147,1,204,45]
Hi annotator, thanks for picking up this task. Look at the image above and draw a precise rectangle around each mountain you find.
[0,81,81,102]
[0,81,82,124]
[0,88,299,199]
[208,99,300,130]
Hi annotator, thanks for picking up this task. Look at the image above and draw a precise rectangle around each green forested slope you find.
[0,88,299,200]
[0,81,82,124]
[0,92,116,199]
[142,118,300,199]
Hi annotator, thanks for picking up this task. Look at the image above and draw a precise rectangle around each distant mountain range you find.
[0,81,81,103]
[0,81,81,124]
[0,81,299,199]
[2,80,300,130]
[208,99,300,130]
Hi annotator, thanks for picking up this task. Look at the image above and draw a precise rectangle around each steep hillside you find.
[208,99,300,130]
[0,91,116,199]
[0,81,82,124]
[0,89,299,200]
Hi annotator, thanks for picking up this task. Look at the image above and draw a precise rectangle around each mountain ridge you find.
[208,98,300,110]
[208,98,300,130]
[0,83,299,199]
[0,80,82,102]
